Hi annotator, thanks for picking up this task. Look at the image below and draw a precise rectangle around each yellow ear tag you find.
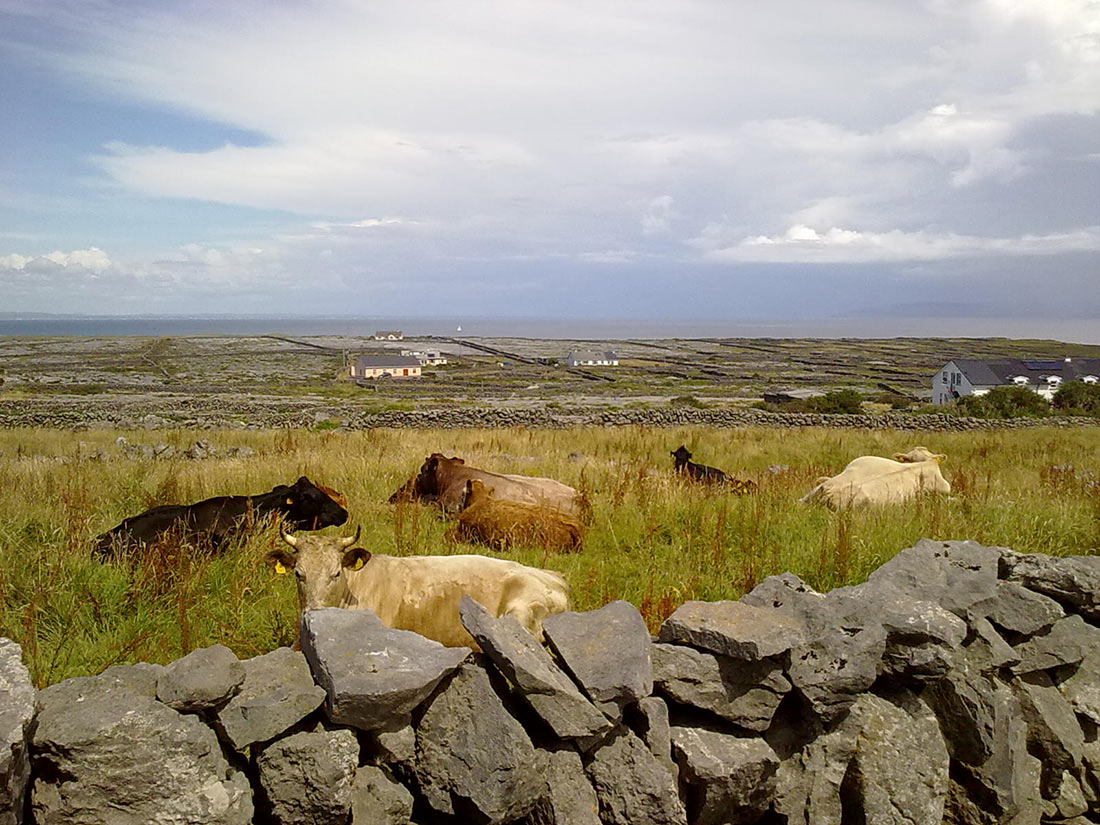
[352,557,365,571]
[286,497,294,505]
[275,561,287,575]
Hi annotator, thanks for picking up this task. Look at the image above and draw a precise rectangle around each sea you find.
[0,316,1096,343]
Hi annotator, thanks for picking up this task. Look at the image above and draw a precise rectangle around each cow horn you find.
[339,526,361,547]
[279,523,299,548]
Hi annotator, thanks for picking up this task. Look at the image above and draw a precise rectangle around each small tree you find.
[807,389,864,415]
[1052,381,1100,415]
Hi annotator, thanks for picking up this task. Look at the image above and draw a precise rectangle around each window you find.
[942,371,948,383]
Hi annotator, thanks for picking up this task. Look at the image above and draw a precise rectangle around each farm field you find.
[1,424,1098,687]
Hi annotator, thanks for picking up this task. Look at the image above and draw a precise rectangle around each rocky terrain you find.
[4,539,1099,824]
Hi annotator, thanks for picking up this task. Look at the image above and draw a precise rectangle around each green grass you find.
[1,425,1098,686]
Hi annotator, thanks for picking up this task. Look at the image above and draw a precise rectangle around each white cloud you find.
[0,247,111,273]
[701,224,1100,263]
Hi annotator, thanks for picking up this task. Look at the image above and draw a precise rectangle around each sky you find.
[0,0,1098,326]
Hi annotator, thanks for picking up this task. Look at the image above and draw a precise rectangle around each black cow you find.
[93,476,348,559]
[671,446,729,484]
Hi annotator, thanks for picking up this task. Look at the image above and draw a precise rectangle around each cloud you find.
[0,247,111,273]
[701,224,1100,263]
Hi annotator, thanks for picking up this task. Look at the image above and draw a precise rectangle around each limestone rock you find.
[865,538,1002,617]
[533,747,602,825]
[787,621,886,725]
[972,581,1064,636]
[361,723,416,766]
[543,600,653,714]
[769,709,861,825]
[415,663,546,823]
[670,724,779,825]
[156,643,244,712]
[1010,614,1091,674]
[628,696,678,782]
[583,726,687,825]
[965,616,1021,672]
[740,572,824,614]
[1013,670,1084,793]
[256,724,359,825]
[349,765,414,825]
[1058,647,1100,725]
[213,646,326,750]
[302,608,469,731]
[658,600,805,661]
[845,692,949,825]
[31,671,252,825]
[1000,550,1100,620]
[652,643,789,731]
[0,640,33,825]
[460,597,612,741]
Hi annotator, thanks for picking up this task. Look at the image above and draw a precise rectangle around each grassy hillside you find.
[1,425,1097,686]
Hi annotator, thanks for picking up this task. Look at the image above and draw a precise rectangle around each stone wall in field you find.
[1,395,1099,431]
[2,540,1099,824]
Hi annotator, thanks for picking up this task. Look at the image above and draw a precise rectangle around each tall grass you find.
[1,425,1097,686]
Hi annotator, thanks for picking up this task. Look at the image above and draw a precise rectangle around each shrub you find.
[1052,381,1100,416]
[806,389,864,415]
[957,386,1050,419]
[669,395,707,409]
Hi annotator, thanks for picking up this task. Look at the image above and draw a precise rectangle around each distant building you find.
[350,354,422,379]
[401,349,448,366]
[373,330,404,340]
[932,358,1100,405]
[565,350,619,367]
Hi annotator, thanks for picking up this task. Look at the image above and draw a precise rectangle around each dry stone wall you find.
[2,540,1099,824]
[1,396,1098,431]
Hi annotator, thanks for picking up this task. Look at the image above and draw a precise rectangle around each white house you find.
[932,358,1100,405]
[401,349,448,366]
[565,350,619,367]
[373,330,404,341]
[350,354,422,379]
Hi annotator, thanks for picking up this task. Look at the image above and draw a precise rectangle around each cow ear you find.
[454,457,465,464]
[265,548,296,574]
[934,454,946,462]
[342,548,371,571]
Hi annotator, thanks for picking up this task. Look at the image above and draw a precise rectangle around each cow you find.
[799,451,951,509]
[93,476,348,558]
[455,479,584,553]
[671,446,757,494]
[267,526,570,649]
[393,453,581,517]
[892,446,946,464]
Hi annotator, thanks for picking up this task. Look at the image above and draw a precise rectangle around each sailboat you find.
[456,325,462,332]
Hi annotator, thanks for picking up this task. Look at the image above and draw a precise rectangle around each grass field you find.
[1,425,1097,687]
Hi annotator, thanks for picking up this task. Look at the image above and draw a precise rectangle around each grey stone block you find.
[583,726,687,825]
[156,643,244,712]
[460,597,612,741]
[652,643,789,731]
[213,646,326,750]
[301,608,469,731]
[415,662,546,824]
[670,724,779,825]
[0,640,33,825]
[972,581,1064,636]
[256,724,360,825]
[349,765,414,825]
[543,600,653,714]
[1000,550,1100,620]
[658,600,805,661]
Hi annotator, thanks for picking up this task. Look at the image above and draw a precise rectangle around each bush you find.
[669,395,707,409]
[806,389,864,415]
[957,386,1050,419]
[1052,381,1100,416]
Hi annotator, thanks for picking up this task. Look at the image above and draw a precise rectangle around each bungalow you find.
[373,330,404,340]
[350,354,422,380]
[932,358,1100,405]
[401,349,448,366]
[566,350,619,367]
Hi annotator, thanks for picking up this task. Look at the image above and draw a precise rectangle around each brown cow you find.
[455,479,584,553]
[393,453,581,517]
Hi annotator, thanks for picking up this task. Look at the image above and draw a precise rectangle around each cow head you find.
[462,478,492,509]
[279,476,349,531]
[892,447,946,463]
[410,453,464,499]
[671,446,693,467]
[268,525,367,611]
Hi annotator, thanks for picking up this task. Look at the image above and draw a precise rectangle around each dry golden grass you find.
[1,425,1097,686]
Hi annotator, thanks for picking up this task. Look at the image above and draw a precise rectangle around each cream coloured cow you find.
[268,526,570,649]
[799,449,950,509]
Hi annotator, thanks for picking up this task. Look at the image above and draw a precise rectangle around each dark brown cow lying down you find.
[94,476,348,558]
[389,453,581,516]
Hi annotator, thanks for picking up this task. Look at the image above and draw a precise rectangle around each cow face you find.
[412,453,465,499]
[281,476,349,530]
[270,527,365,611]
[671,446,693,467]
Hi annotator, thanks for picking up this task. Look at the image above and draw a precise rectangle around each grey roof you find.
[355,355,421,368]
[949,358,1100,386]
